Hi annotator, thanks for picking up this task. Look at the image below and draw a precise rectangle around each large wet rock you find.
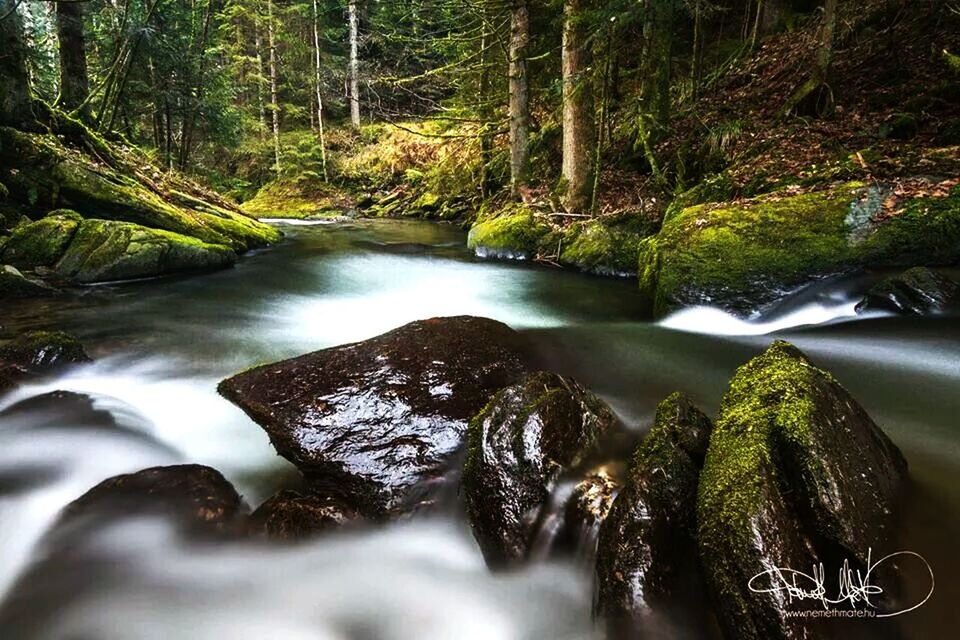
[248,490,359,540]
[219,316,531,518]
[595,393,713,639]
[57,464,243,536]
[640,182,960,317]
[697,341,908,640]
[462,371,618,567]
[856,266,958,315]
[54,219,237,283]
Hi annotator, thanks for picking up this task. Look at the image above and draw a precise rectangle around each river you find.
[0,219,956,638]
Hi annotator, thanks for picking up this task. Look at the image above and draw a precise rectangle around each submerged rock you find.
[595,392,713,639]
[219,316,531,518]
[57,464,243,536]
[462,371,618,567]
[640,182,960,317]
[697,341,907,640]
[0,211,81,269]
[54,219,237,283]
[0,264,57,298]
[856,266,958,315]
[248,490,359,540]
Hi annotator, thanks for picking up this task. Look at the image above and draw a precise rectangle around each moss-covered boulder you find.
[0,264,56,299]
[0,127,280,251]
[0,211,82,269]
[856,266,958,315]
[0,329,89,395]
[595,393,713,638]
[462,371,618,567]
[697,341,907,640]
[558,213,658,277]
[220,316,531,519]
[54,219,236,283]
[248,490,359,540]
[467,206,554,260]
[640,182,960,317]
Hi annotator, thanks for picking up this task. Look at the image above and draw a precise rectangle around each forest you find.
[0,0,959,639]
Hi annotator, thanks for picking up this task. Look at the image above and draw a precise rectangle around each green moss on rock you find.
[697,341,907,640]
[559,213,658,276]
[466,206,554,260]
[0,213,81,268]
[0,330,90,371]
[640,182,960,317]
[55,219,237,283]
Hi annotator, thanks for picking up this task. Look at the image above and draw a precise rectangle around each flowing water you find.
[0,219,957,638]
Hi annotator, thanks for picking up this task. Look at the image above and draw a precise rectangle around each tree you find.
[267,0,282,171]
[508,0,530,198]
[348,0,360,127]
[312,0,328,180]
[55,0,90,113]
[0,0,36,129]
[561,0,595,212]
[782,0,838,117]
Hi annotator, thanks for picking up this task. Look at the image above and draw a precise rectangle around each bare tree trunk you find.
[782,0,838,117]
[561,0,595,213]
[348,0,361,128]
[254,19,267,136]
[761,0,788,35]
[267,0,282,173]
[508,0,530,199]
[0,0,36,129]
[312,0,328,181]
[55,0,90,114]
[478,16,493,198]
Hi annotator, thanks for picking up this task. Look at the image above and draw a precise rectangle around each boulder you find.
[219,316,531,518]
[0,330,89,394]
[248,490,358,540]
[558,213,658,277]
[640,182,960,317]
[0,264,57,298]
[467,206,553,261]
[856,266,958,315]
[462,371,618,567]
[697,341,907,640]
[57,464,243,536]
[0,211,81,269]
[595,393,713,638]
[560,466,620,557]
[54,219,237,283]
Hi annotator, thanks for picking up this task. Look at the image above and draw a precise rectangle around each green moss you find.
[0,127,280,251]
[559,213,658,276]
[0,213,81,269]
[55,219,237,283]
[466,206,554,260]
[0,181,8,200]
[242,179,347,219]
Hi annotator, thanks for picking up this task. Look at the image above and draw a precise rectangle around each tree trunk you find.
[0,0,35,129]
[348,0,361,128]
[478,17,493,198]
[761,0,789,35]
[561,0,595,213]
[312,0,328,181]
[55,0,90,114]
[782,0,838,117]
[267,0,282,173]
[254,20,267,136]
[508,0,530,199]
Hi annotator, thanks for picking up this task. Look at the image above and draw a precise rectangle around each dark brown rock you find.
[248,490,358,540]
[0,264,57,298]
[595,392,713,639]
[856,266,958,315]
[0,330,90,392]
[219,316,531,518]
[462,371,619,567]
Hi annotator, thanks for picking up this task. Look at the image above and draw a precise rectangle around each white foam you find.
[658,300,871,336]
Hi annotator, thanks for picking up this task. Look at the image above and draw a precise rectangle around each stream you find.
[0,219,957,639]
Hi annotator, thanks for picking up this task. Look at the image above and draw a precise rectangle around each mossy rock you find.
[0,330,90,371]
[0,212,82,269]
[466,206,555,260]
[462,371,618,567]
[595,392,712,637]
[697,341,907,640]
[0,127,280,251]
[241,179,347,219]
[54,219,237,284]
[639,182,960,317]
[559,213,658,277]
